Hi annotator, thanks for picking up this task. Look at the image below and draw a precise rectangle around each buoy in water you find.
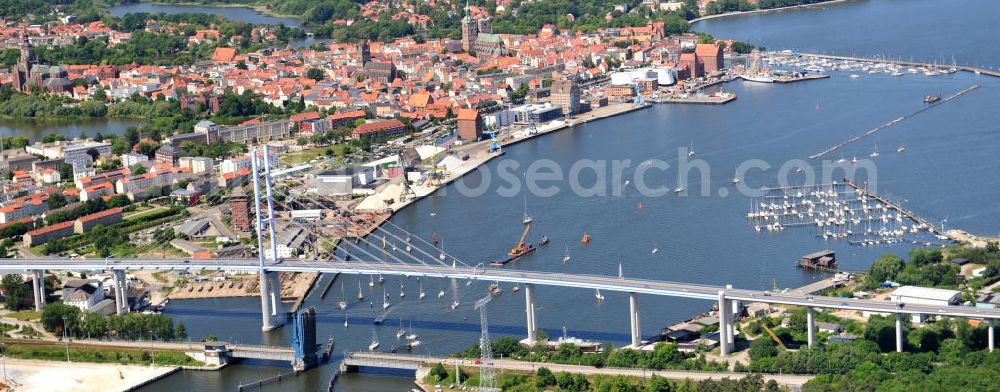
[652,248,658,255]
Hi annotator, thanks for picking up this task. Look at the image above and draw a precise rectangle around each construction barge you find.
[490,222,537,266]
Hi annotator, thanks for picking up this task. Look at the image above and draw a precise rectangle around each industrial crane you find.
[510,223,535,257]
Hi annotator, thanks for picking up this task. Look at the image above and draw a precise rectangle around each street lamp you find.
[61,316,70,363]
[148,330,155,366]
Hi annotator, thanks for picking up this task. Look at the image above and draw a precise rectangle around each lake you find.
[0,118,144,142]
[107,3,329,48]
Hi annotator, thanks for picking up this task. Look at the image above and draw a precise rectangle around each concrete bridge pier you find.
[113,269,128,315]
[260,270,282,331]
[524,284,536,342]
[989,319,995,352]
[806,307,815,348]
[718,291,730,355]
[895,313,904,353]
[629,293,641,347]
[30,270,45,311]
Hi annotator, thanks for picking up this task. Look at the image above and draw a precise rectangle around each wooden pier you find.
[841,178,942,236]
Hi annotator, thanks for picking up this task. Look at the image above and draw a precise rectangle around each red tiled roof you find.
[354,119,406,135]
[456,108,479,121]
[26,221,73,236]
[76,207,122,223]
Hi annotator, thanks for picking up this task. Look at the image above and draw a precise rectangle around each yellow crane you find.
[510,223,532,256]
[760,323,787,350]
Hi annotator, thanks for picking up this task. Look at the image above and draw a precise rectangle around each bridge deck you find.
[4,257,1000,321]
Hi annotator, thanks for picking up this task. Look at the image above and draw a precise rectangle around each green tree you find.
[58,163,74,181]
[428,362,448,381]
[868,253,905,284]
[647,374,673,392]
[535,367,556,388]
[748,337,778,360]
[129,163,147,176]
[41,302,82,336]
[306,68,326,81]
[176,320,188,339]
[1,274,29,311]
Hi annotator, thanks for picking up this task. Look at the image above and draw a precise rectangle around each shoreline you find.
[355,102,651,214]
[690,0,856,24]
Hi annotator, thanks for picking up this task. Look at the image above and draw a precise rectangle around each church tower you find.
[460,0,478,52]
[358,39,371,66]
[12,23,35,92]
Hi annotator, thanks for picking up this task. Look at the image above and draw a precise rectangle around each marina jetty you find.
[808,83,980,159]
[799,53,1000,78]
[841,178,943,237]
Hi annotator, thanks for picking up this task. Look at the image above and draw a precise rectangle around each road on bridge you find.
[7,257,1000,322]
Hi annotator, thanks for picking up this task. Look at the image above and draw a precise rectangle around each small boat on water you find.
[488,282,502,296]
[731,175,741,184]
[437,289,445,299]
[849,74,861,78]
[357,280,365,301]
[870,144,880,158]
[512,285,520,293]
[539,235,549,246]
[924,95,940,103]
[451,301,460,310]
[673,186,685,193]
[382,288,390,310]
[522,197,533,224]
[368,275,375,288]
[369,331,380,351]
[595,289,605,301]
[418,281,426,300]
[897,144,906,153]
[562,244,571,263]
[580,233,590,244]
[651,247,658,255]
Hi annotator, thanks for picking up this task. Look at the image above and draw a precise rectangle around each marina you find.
[746,180,947,247]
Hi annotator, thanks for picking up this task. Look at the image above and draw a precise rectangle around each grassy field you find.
[6,310,41,321]
[282,144,346,165]
[3,344,203,367]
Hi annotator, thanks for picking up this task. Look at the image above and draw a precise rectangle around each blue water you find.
[143,1,1000,390]
[108,3,302,28]
[694,0,1000,69]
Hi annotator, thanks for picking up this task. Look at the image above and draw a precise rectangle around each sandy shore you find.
[2,358,177,392]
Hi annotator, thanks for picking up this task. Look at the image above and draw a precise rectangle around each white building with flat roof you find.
[889,285,962,322]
